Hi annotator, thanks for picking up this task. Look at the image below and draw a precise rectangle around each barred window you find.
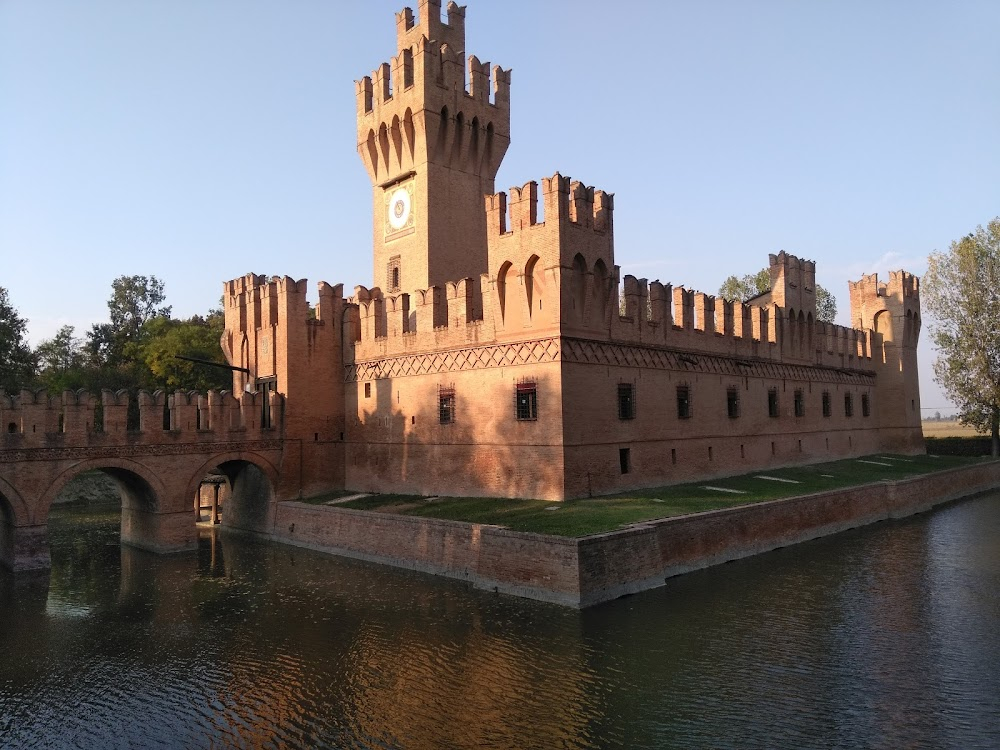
[862,393,871,417]
[822,391,831,417]
[387,255,401,293]
[364,382,371,399]
[515,381,537,421]
[794,389,804,418]
[676,385,691,419]
[845,392,854,418]
[439,386,455,424]
[768,388,779,418]
[618,383,635,420]
[727,388,740,419]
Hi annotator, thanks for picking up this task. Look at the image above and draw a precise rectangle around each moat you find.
[1,493,998,750]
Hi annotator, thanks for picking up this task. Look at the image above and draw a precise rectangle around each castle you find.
[220,0,923,502]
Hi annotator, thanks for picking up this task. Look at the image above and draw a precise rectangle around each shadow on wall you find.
[355,372,564,499]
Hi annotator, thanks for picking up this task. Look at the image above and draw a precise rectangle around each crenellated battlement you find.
[0,388,283,448]
[600,273,871,369]
[848,270,921,350]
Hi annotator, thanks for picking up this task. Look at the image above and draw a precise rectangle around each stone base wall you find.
[265,461,1000,607]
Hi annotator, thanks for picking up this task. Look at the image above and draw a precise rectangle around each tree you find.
[86,275,172,367]
[922,218,1000,456]
[134,312,230,392]
[815,286,837,323]
[718,266,837,323]
[718,269,771,304]
[0,287,35,395]
[35,325,88,393]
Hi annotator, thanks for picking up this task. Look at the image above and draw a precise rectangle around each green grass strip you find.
[327,454,985,537]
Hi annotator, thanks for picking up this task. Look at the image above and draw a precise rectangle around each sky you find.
[2,0,998,414]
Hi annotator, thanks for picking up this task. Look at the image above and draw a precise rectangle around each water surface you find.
[1,493,998,749]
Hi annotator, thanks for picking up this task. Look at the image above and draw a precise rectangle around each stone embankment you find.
[267,461,1000,608]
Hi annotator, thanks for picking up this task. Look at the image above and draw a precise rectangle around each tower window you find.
[727,388,740,419]
[794,389,804,417]
[439,386,455,424]
[515,381,537,421]
[364,382,371,399]
[387,255,402,293]
[822,391,831,417]
[768,388,779,418]
[676,385,691,419]
[618,383,635,420]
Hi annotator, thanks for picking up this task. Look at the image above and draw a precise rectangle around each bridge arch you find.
[0,478,31,570]
[185,452,280,535]
[0,476,30,526]
[36,457,167,525]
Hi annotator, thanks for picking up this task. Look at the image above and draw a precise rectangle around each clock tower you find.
[355,0,510,295]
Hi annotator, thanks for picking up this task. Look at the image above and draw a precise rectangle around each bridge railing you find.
[0,388,283,448]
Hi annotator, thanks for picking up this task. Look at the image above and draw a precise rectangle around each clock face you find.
[387,187,411,231]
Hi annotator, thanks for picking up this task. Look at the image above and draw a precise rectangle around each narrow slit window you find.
[845,392,854,418]
[794,389,804,418]
[822,391,831,417]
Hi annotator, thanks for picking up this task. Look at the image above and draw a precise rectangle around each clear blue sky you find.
[2,0,998,413]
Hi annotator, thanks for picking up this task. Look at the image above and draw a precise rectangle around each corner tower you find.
[356,0,511,295]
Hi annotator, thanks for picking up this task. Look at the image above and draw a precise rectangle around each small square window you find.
[515,382,537,421]
[862,393,871,417]
[364,382,371,399]
[768,388,779,418]
[618,383,635,420]
[845,392,854,418]
[676,385,691,419]
[794,389,804,418]
[822,391,831,417]
[727,388,740,419]
[439,386,455,424]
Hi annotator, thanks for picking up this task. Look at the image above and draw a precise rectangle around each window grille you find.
[515,381,537,421]
[727,388,740,419]
[794,389,804,418]
[845,392,854,418]
[439,385,456,424]
[768,388,779,418]
[618,383,635,420]
[862,393,871,417]
[822,391,831,417]
[676,385,691,419]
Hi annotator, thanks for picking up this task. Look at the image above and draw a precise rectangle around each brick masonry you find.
[266,462,1000,608]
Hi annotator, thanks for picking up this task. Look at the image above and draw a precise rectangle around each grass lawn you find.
[328,453,985,537]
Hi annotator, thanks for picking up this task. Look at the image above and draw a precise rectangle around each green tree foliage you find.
[35,325,88,393]
[86,275,172,367]
[718,269,771,303]
[0,287,36,395]
[29,277,228,397]
[718,267,837,323]
[922,218,1000,456]
[134,311,230,392]
[815,286,837,323]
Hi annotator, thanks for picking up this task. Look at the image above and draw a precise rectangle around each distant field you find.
[922,420,985,438]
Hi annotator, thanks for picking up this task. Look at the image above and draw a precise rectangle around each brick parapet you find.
[0,388,282,449]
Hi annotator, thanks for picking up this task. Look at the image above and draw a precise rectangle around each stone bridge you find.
[0,388,317,572]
